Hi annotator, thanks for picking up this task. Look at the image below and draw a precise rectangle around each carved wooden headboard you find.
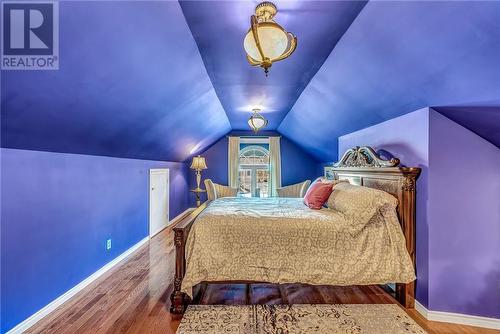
[324,146,421,308]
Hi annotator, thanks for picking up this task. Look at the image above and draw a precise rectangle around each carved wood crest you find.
[333,146,400,168]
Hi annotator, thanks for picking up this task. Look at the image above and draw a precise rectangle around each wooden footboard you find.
[170,202,208,314]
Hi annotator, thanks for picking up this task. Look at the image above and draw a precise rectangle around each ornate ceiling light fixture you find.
[243,2,297,76]
[248,108,268,132]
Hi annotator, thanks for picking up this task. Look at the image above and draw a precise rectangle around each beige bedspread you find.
[181,197,415,297]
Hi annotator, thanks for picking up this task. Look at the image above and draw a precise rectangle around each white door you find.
[149,169,169,237]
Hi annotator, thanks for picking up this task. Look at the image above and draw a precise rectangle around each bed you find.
[170,146,421,313]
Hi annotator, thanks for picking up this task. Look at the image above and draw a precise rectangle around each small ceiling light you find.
[243,2,297,76]
[248,108,268,133]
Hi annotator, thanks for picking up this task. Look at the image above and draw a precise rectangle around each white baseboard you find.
[415,300,500,330]
[6,237,149,334]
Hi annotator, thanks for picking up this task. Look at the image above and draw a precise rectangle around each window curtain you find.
[269,136,281,197]
[228,136,240,188]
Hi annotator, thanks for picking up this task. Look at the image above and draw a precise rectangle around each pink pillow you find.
[303,181,333,209]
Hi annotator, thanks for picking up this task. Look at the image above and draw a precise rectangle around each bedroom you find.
[1,0,499,333]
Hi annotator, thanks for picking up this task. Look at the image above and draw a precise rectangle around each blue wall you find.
[0,148,189,333]
[279,137,321,186]
[188,132,319,205]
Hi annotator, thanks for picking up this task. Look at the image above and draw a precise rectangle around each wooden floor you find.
[26,226,498,334]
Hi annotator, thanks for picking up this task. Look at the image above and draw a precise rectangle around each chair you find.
[204,179,238,201]
[276,180,311,198]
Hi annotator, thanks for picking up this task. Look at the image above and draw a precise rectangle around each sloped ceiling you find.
[1,1,230,162]
[434,106,500,149]
[278,1,500,161]
[2,1,499,163]
[179,0,367,130]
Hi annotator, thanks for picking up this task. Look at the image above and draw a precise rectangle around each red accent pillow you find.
[303,181,333,209]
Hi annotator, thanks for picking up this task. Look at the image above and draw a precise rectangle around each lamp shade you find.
[248,108,268,132]
[243,22,289,62]
[190,155,207,170]
[243,2,297,76]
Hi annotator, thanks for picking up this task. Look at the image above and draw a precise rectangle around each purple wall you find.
[428,111,500,318]
[188,132,319,205]
[338,108,430,307]
[338,108,500,318]
[0,148,189,333]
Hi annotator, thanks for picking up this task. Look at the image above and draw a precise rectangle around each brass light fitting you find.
[243,2,297,76]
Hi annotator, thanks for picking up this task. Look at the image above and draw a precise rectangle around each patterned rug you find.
[177,304,428,334]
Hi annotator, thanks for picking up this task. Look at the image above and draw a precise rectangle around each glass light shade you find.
[243,2,297,76]
[244,23,288,62]
[248,111,268,132]
[190,155,207,170]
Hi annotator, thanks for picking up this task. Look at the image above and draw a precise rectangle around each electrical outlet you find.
[106,239,112,250]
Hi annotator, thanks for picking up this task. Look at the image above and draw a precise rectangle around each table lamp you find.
[190,155,208,206]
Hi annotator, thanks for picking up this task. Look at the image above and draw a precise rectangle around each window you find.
[238,145,269,197]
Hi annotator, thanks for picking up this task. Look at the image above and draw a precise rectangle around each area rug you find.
[177,304,427,334]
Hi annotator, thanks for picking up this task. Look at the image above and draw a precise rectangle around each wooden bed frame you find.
[170,146,421,314]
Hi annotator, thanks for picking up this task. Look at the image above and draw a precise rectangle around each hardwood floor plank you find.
[24,226,496,334]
